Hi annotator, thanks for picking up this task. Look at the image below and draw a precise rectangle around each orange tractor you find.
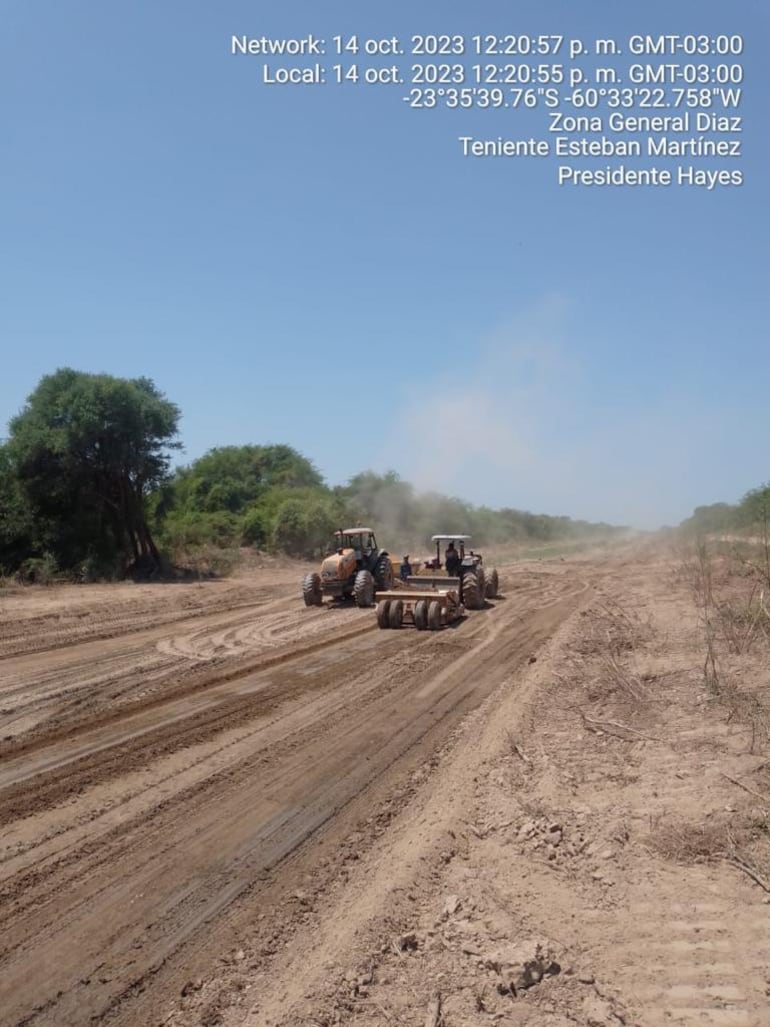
[302,527,393,608]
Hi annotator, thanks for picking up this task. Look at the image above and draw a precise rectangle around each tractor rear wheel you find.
[414,599,429,631]
[354,569,375,607]
[485,569,499,599]
[302,572,323,607]
[374,554,394,590]
[376,600,391,628]
[428,601,442,631]
[462,572,481,611]
[388,599,404,629]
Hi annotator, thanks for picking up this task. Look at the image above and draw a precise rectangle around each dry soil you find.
[1,546,768,1027]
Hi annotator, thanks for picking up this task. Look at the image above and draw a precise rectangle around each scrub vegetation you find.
[0,368,624,579]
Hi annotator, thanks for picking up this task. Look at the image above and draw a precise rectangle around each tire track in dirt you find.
[620,898,761,1025]
[0,596,365,748]
[0,570,586,1027]
[0,621,381,822]
[607,739,770,1027]
[0,585,297,661]
[0,573,556,768]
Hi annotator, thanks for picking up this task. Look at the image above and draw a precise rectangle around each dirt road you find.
[7,548,767,1027]
[0,561,587,1025]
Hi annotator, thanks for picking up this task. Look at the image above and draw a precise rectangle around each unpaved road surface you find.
[4,548,769,1027]
[0,559,586,1025]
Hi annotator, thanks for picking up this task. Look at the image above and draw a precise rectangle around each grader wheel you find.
[428,601,442,631]
[376,600,391,628]
[414,599,429,631]
[302,572,323,607]
[388,599,404,629]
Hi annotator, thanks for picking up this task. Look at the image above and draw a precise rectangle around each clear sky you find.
[2,1,767,528]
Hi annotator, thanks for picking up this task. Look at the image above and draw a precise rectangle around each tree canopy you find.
[172,444,322,514]
[680,485,770,536]
[3,369,179,575]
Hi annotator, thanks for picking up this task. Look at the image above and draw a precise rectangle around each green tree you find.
[739,484,770,528]
[174,444,323,515]
[0,443,39,573]
[271,495,339,557]
[8,369,180,574]
[240,504,270,548]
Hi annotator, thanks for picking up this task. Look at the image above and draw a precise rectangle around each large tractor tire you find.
[353,569,375,607]
[462,572,482,611]
[373,554,394,590]
[376,600,391,628]
[414,599,429,631]
[302,572,323,607]
[476,566,486,600]
[388,599,404,629]
[428,600,442,631]
[485,568,500,599]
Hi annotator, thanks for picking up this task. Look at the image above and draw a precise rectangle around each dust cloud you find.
[380,301,718,530]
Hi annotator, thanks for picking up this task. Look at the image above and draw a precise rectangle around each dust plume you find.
[381,298,722,530]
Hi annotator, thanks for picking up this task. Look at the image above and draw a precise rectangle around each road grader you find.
[302,527,393,608]
[375,534,500,631]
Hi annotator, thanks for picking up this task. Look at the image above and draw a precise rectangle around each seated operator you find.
[400,555,412,581]
[445,542,461,576]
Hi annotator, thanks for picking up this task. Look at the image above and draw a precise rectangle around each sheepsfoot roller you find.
[375,586,462,630]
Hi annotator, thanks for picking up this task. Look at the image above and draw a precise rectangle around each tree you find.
[0,443,39,573]
[8,369,180,574]
[171,444,323,514]
[271,495,339,557]
[680,502,738,535]
[739,484,770,528]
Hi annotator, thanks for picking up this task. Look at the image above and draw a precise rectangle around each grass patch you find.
[648,819,727,863]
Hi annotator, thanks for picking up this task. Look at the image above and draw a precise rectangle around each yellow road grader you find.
[302,528,393,607]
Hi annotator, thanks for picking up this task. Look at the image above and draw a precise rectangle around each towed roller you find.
[375,587,462,630]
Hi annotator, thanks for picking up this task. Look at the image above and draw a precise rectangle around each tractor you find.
[374,535,499,631]
[302,527,393,608]
[413,534,499,610]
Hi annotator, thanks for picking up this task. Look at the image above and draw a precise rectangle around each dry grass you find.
[593,598,653,651]
[715,587,770,654]
[165,544,242,579]
[682,541,770,754]
[575,599,657,714]
[647,757,770,889]
[686,541,770,654]
[647,819,728,863]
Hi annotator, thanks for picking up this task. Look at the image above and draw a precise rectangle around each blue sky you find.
[1,1,767,527]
